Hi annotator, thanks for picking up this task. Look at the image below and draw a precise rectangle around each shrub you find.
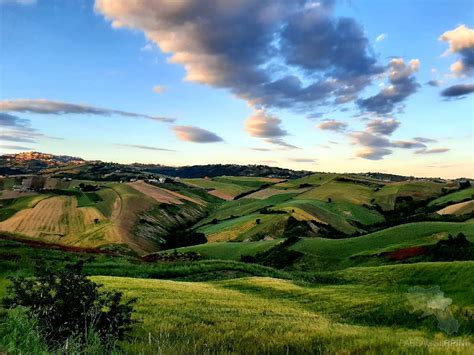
[3,261,137,350]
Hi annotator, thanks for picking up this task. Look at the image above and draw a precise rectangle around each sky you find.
[0,0,473,178]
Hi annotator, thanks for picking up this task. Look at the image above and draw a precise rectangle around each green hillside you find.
[429,187,474,207]
[374,181,446,211]
[296,180,375,205]
[290,220,474,271]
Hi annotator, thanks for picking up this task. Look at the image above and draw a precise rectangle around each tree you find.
[327,197,332,203]
[256,218,261,224]
[3,261,136,349]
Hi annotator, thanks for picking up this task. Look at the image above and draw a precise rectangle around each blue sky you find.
[0,0,472,178]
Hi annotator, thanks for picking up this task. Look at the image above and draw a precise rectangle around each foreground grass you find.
[96,275,473,354]
[1,237,473,354]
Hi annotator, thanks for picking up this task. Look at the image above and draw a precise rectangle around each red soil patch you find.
[383,246,427,260]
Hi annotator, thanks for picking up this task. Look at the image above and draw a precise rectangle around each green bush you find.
[3,261,137,351]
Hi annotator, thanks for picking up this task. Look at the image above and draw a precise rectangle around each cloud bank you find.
[0,99,175,123]
[95,0,384,114]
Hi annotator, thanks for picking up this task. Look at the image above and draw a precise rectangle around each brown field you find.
[128,181,204,205]
[0,196,104,239]
[437,200,474,215]
[246,187,306,200]
[208,189,233,201]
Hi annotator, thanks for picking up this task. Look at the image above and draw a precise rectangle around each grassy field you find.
[175,219,474,267]
[0,194,51,222]
[1,231,473,353]
[274,173,337,188]
[176,239,282,260]
[429,187,474,207]
[198,213,289,242]
[196,193,297,226]
[0,196,105,241]
[212,176,279,188]
[95,271,473,353]
[273,199,384,234]
[95,187,119,218]
[290,219,474,271]
[296,181,375,205]
[374,181,446,211]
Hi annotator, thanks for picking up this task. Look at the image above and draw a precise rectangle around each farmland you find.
[0,173,472,253]
[0,170,473,353]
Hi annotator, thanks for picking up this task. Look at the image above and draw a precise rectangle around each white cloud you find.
[375,33,387,42]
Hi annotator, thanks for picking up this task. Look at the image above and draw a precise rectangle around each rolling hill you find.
[0,162,473,354]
